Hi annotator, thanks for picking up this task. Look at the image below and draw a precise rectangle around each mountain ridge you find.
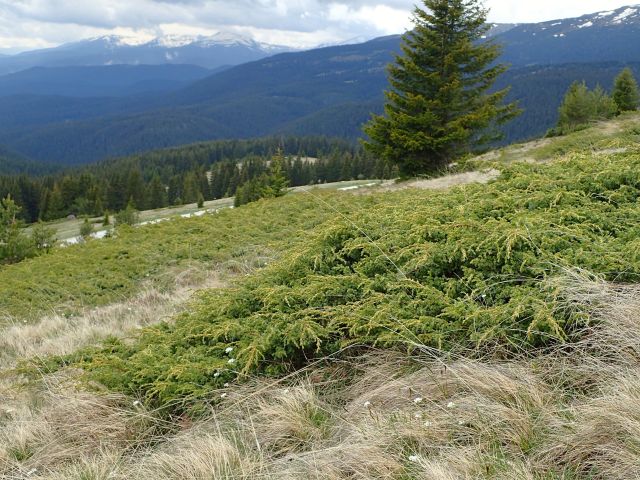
[0,32,294,74]
[3,6,640,165]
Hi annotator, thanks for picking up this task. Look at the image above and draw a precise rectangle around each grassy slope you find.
[71,148,640,408]
[27,180,382,245]
[3,114,640,478]
[1,193,377,322]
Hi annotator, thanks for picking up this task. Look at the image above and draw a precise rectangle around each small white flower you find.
[447,401,456,409]
[413,397,423,404]
[414,413,423,419]
[408,455,420,463]
[220,393,227,399]
[363,401,372,408]
[224,383,230,388]
[424,421,432,427]
[225,346,234,354]
[283,388,290,394]
[133,400,141,407]
[228,358,236,364]
[26,469,38,476]
[458,420,465,425]
[213,372,220,378]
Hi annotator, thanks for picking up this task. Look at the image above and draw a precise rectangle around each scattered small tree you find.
[0,195,34,264]
[234,150,290,207]
[363,0,520,175]
[557,81,617,134]
[80,217,94,239]
[31,221,57,254]
[197,193,205,209]
[262,149,289,199]
[115,201,139,227]
[613,67,640,113]
[103,211,110,226]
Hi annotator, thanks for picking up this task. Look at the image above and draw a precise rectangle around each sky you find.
[0,0,637,53]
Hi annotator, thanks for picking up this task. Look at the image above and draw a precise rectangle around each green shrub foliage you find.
[114,201,139,227]
[557,81,617,133]
[613,67,640,113]
[66,152,640,410]
[0,195,36,264]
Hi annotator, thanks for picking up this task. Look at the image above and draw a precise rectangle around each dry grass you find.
[0,267,225,369]
[3,269,640,479]
[376,169,501,193]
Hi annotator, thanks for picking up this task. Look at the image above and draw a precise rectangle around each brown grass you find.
[3,269,640,478]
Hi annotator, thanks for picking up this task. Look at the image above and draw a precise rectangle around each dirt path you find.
[372,169,500,193]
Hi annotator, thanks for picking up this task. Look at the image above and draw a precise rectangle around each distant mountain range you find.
[0,33,293,75]
[0,64,214,98]
[499,5,640,65]
[2,5,640,166]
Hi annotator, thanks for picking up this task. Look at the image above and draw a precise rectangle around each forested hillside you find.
[3,6,640,166]
[0,136,391,222]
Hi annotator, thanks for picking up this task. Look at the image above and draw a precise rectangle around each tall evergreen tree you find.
[363,0,520,175]
[613,67,640,113]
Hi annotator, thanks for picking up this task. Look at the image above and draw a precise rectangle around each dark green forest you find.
[0,136,392,222]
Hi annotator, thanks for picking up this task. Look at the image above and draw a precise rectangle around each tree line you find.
[0,136,393,223]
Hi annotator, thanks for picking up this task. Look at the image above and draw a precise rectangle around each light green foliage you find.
[557,81,617,134]
[0,195,34,264]
[114,201,139,227]
[79,218,94,239]
[613,67,640,113]
[30,221,57,253]
[0,194,345,321]
[363,0,520,175]
[65,152,640,410]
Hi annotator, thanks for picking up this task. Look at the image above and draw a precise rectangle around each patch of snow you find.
[598,10,615,17]
[551,22,562,26]
[156,35,200,48]
[614,8,637,23]
[578,21,593,28]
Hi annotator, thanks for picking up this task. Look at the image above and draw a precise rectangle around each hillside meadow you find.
[3,115,640,478]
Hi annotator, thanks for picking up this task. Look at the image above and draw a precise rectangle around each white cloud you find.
[0,0,637,53]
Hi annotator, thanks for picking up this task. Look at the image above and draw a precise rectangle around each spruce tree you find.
[262,149,289,199]
[363,0,520,175]
[613,67,640,113]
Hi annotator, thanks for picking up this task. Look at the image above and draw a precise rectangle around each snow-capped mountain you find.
[0,33,293,75]
[498,5,640,66]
